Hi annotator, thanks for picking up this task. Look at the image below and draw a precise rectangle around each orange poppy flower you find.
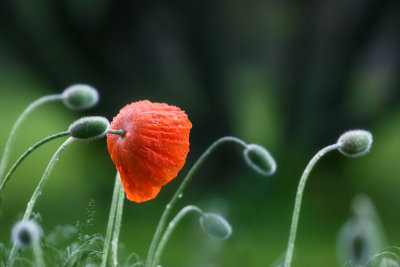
[106,100,192,202]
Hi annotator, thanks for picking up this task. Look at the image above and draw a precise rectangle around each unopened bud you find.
[337,130,373,157]
[62,84,99,111]
[11,220,42,249]
[243,144,276,176]
[199,213,232,240]
[68,116,110,140]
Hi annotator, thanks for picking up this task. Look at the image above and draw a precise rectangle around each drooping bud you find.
[337,130,373,157]
[336,195,384,265]
[68,116,110,140]
[243,144,276,176]
[11,220,42,249]
[62,84,99,111]
[199,213,232,240]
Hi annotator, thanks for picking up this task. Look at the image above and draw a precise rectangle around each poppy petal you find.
[107,100,192,202]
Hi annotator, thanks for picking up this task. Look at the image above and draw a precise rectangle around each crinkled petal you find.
[107,100,192,202]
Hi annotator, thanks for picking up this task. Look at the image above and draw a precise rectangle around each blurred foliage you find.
[1,0,400,266]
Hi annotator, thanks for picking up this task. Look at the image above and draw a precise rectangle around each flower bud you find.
[11,220,42,249]
[336,195,384,265]
[68,116,110,140]
[337,130,373,157]
[243,144,276,176]
[62,84,99,111]
[199,213,232,240]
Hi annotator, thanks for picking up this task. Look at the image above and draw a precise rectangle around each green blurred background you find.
[1,0,400,266]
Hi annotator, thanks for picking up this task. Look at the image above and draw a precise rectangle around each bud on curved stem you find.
[145,137,244,267]
[0,94,63,184]
[284,130,373,267]
[151,205,231,267]
[151,205,202,267]
[145,136,276,267]
[337,130,373,157]
[1,116,112,194]
[199,213,232,240]
[284,143,340,267]
[0,85,98,185]
[68,116,110,140]
[243,144,276,176]
[8,137,76,265]
[62,84,99,111]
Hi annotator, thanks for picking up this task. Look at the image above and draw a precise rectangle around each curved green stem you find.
[152,205,203,267]
[0,94,63,183]
[284,144,340,267]
[145,136,247,267]
[101,172,125,267]
[0,131,70,194]
[8,137,75,266]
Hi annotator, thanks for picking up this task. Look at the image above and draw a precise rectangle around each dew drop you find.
[178,194,183,199]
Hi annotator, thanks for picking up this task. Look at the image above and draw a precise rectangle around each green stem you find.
[152,205,203,267]
[0,94,63,183]
[33,241,45,267]
[8,137,75,266]
[111,175,125,267]
[101,172,124,267]
[107,129,125,137]
[284,144,340,267]
[0,131,70,194]
[145,136,247,267]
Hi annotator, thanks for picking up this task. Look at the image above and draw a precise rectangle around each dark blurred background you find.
[1,0,400,266]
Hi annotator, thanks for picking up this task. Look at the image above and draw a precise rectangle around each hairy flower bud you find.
[243,144,276,176]
[68,116,110,140]
[199,213,232,240]
[336,195,384,265]
[62,84,99,110]
[11,220,42,249]
[337,130,373,157]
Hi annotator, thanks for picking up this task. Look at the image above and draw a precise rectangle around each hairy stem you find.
[284,144,340,267]
[33,241,45,267]
[8,137,75,265]
[101,172,124,267]
[0,94,63,183]
[145,136,247,267]
[0,131,70,194]
[152,206,203,267]
[111,176,125,267]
